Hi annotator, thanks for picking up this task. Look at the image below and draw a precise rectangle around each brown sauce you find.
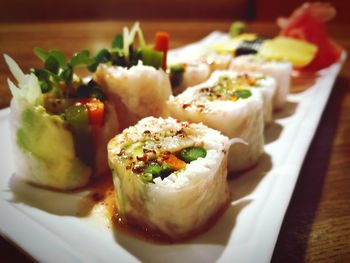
[89,179,230,244]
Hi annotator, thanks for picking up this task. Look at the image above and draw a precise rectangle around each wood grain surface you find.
[0,21,349,262]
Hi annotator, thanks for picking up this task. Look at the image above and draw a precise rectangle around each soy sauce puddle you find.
[87,179,230,244]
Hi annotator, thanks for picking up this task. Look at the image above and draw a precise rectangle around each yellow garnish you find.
[258,36,318,67]
[231,96,238,101]
[210,33,257,54]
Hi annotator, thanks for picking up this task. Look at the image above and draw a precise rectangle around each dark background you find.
[0,0,348,23]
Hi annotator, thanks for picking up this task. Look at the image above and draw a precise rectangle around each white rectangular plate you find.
[0,32,346,263]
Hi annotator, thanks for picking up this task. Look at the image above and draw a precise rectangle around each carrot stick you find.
[154,32,169,70]
[163,154,186,170]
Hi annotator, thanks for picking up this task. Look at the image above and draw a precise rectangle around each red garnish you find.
[77,98,105,126]
[154,32,169,71]
[278,2,342,71]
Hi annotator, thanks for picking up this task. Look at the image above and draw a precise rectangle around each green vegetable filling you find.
[140,48,163,69]
[64,104,92,166]
[201,74,259,100]
[64,104,88,124]
[87,24,163,71]
[142,162,173,183]
[131,145,207,183]
[77,80,106,101]
[141,173,153,183]
[168,65,185,88]
[144,161,163,177]
[179,146,207,163]
[233,89,252,99]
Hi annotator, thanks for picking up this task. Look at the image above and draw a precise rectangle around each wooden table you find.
[0,21,349,262]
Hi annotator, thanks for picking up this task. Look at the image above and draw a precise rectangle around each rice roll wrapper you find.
[108,117,231,239]
[229,54,292,110]
[94,63,172,130]
[166,74,265,171]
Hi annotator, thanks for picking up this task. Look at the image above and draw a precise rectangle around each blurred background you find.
[0,0,349,109]
[0,0,348,23]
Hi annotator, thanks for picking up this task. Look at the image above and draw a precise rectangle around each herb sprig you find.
[31,48,94,94]
[31,22,163,96]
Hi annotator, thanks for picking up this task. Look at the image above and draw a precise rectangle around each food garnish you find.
[277,2,343,71]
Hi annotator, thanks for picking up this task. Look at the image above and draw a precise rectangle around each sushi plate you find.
[0,32,346,263]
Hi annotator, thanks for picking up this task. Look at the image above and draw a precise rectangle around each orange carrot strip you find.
[163,154,186,170]
[154,32,169,71]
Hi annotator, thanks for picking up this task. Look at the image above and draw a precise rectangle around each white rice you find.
[181,62,210,91]
[94,63,172,129]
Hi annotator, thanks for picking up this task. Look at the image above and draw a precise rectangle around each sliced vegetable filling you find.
[198,74,261,101]
[30,47,107,169]
[118,138,207,183]
[168,64,185,88]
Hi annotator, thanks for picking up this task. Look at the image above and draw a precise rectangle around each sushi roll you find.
[5,53,118,190]
[108,117,231,239]
[168,62,210,94]
[229,54,292,110]
[166,73,264,171]
[94,63,172,129]
[92,23,172,130]
[209,70,276,123]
